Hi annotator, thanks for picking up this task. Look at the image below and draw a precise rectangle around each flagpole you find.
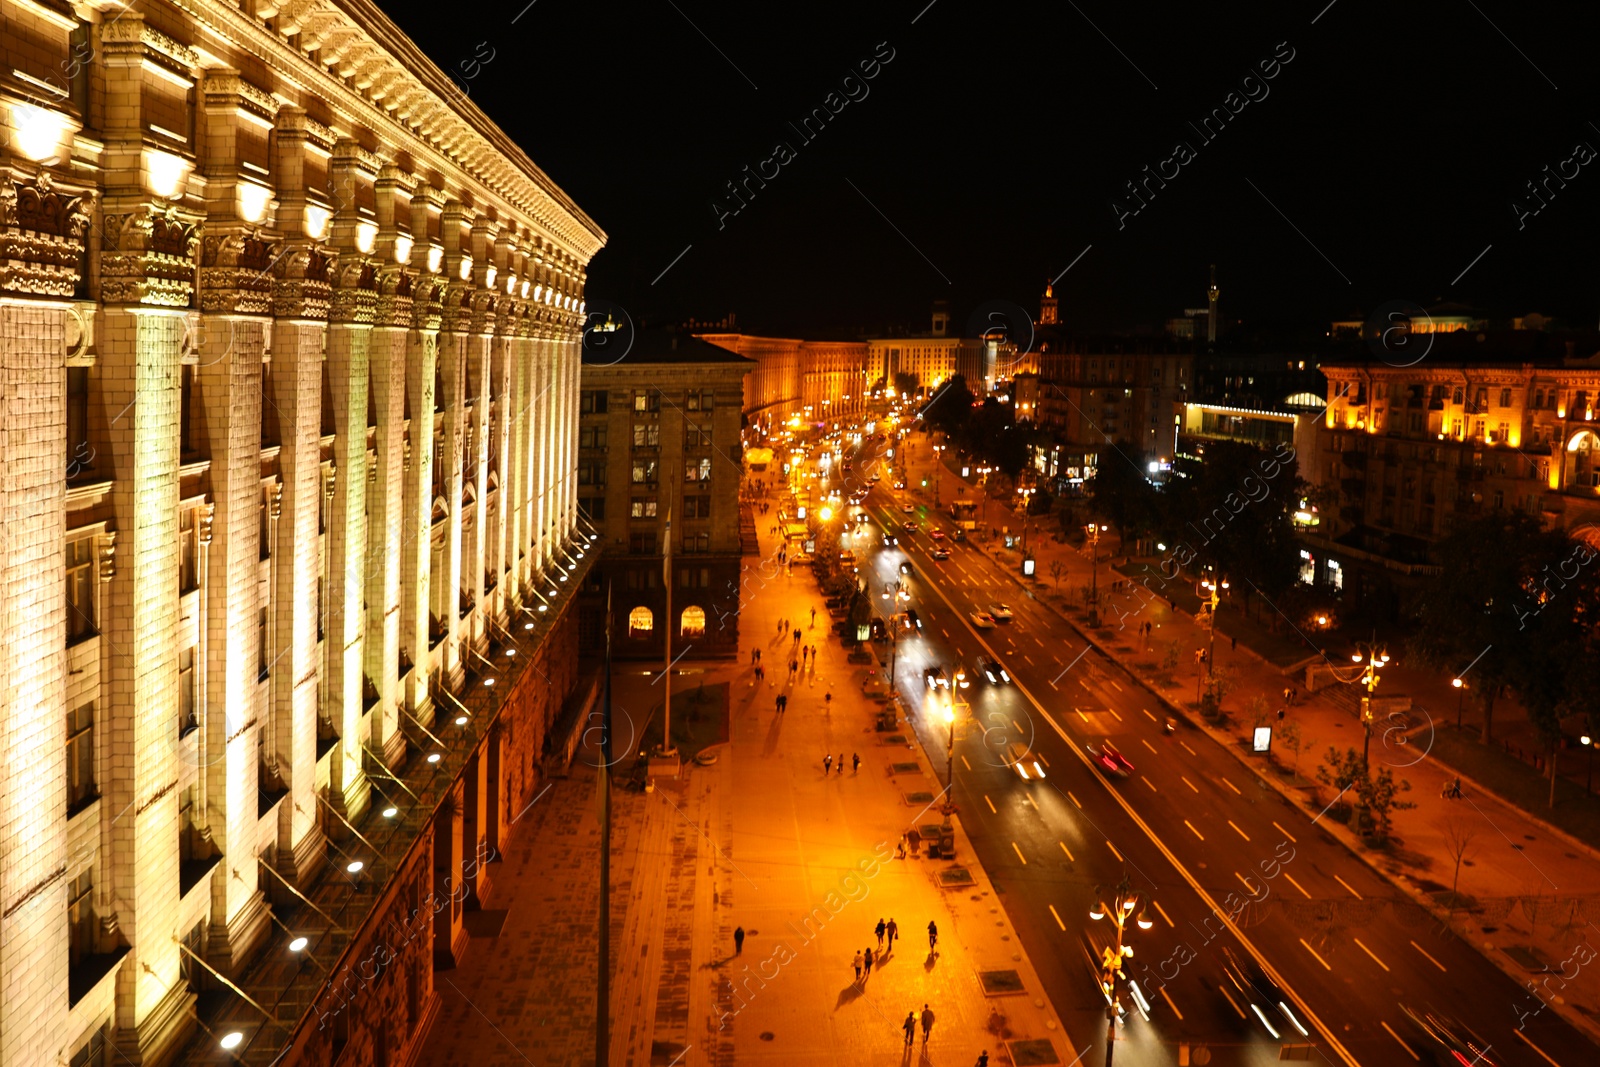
[662,475,676,756]
[597,577,613,1067]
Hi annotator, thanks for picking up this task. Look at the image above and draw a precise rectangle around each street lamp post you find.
[943,703,956,828]
[1452,677,1467,730]
[1351,640,1392,772]
[1086,523,1103,627]
[932,443,944,505]
[1200,571,1228,711]
[1583,727,1596,795]
[1089,877,1153,1067]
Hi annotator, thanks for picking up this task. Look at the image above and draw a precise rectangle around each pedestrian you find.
[824,754,833,774]
[1231,635,1237,652]
[779,694,787,712]
[875,918,887,949]
[886,918,898,951]
[734,926,745,955]
[921,1004,935,1041]
[927,920,938,951]
[755,665,764,682]
[777,619,784,636]
[896,839,907,859]
[837,753,845,775]
[903,1012,916,1046]
[755,649,761,664]
[1277,708,1285,722]
[811,607,817,627]
[852,752,860,773]
[775,694,782,713]
[864,947,874,976]
[853,949,863,982]
[1283,686,1291,704]
[794,627,802,644]
[789,659,798,679]
[976,1051,989,1067]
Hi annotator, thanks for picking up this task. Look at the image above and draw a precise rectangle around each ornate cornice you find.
[0,167,93,299]
[100,202,203,308]
[200,232,279,314]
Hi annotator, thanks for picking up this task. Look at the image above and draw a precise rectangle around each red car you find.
[1087,741,1134,778]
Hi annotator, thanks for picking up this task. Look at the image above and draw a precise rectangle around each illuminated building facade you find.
[577,332,752,658]
[697,332,869,429]
[0,0,601,1062]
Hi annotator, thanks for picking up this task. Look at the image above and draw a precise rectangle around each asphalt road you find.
[813,453,1595,1067]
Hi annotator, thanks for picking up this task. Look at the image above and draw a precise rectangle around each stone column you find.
[401,284,441,713]
[366,279,408,761]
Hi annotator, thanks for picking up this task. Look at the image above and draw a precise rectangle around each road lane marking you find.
[1141,739,1158,755]
[1012,719,1024,734]
[1152,900,1173,927]
[1272,821,1298,843]
[1012,841,1027,864]
[1235,871,1258,894]
[1409,940,1447,973]
[1299,938,1332,971]
[1334,875,1363,900]
[984,795,997,814]
[1048,678,1059,689]
[1059,841,1074,862]
[1515,1028,1563,1066]
[1109,709,1123,722]
[1076,710,1090,723]
[1023,654,1035,665]
[1068,791,1082,809]
[1039,754,1050,768]
[1220,777,1242,796]
[1282,872,1312,899]
[1354,938,1389,972]
[1078,679,1090,690]
[1227,820,1250,841]
[942,628,950,638]
[1025,792,1038,810]
[1381,1021,1419,1061]
[1181,776,1199,793]
[1109,680,1123,692]
[961,756,972,770]
[1158,985,1184,1020]
[1141,776,1157,792]
[1184,820,1204,841]
[1218,984,1246,1019]
[1142,709,1158,723]
[1034,637,1045,648]
[1180,741,1197,756]
[1106,840,1123,862]
[1049,904,1066,930]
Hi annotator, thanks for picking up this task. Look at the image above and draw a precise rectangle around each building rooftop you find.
[582,328,756,367]
[1321,329,1600,369]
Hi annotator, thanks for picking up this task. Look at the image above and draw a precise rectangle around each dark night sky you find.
[386,0,1598,338]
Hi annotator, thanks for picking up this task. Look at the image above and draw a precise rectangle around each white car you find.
[969,612,996,629]
[901,503,916,514]
[990,603,1014,622]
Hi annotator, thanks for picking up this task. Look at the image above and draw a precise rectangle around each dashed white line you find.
[1220,777,1241,796]
[1109,680,1123,692]
[1179,741,1197,756]
[1409,939,1447,973]
[1059,840,1074,861]
[1227,820,1250,842]
[1180,776,1198,793]
[1381,1021,1419,1061]
[1299,938,1332,971]
[1140,776,1157,792]
[1106,840,1124,862]
[1012,841,1027,864]
[1334,875,1363,900]
[1282,872,1312,899]
[1140,739,1158,755]
[1272,821,1298,843]
[984,795,997,814]
[1354,938,1389,972]
[1183,820,1204,841]
[1142,709,1158,723]
[1152,900,1173,927]
[1049,904,1066,930]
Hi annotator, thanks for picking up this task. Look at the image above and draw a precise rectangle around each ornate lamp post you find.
[1351,640,1392,772]
[1085,523,1104,627]
[932,442,945,505]
[1199,570,1229,710]
[1452,676,1468,730]
[1089,876,1153,1067]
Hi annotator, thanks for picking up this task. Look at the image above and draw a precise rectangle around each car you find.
[869,617,887,641]
[989,603,1014,622]
[1005,740,1046,780]
[931,547,950,560]
[893,612,916,633]
[905,608,922,630]
[977,655,1011,685]
[899,559,915,576]
[883,532,899,546]
[1220,948,1310,1041]
[969,611,997,629]
[893,480,907,490]
[923,666,950,690]
[901,503,915,514]
[901,520,917,533]
[928,529,945,541]
[1399,1005,1498,1067]
[1087,741,1135,778]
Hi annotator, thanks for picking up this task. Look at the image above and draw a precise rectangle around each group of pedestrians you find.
[820,753,860,775]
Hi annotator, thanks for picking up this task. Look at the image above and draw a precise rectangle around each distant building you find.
[1300,330,1600,613]
[696,334,870,430]
[578,333,753,657]
[866,303,1012,397]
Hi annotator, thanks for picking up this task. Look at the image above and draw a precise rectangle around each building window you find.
[578,496,607,522]
[631,461,657,485]
[259,500,271,561]
[630,497,657,518]
[67,367,91,479]
[684,495,712,518]
[684,426,711,449]
[68,869,93,967]
[680,606,706,637]
[1500,388,1512,409]
[1534,388,1544,409]
[179,510,198,593]
[632,423,659,448]
[628,607,653,637]
[66,538,96,644]
[67,701,95,813]
[580,425,607,449]
[69,1029,104,1067]
[685,457,711,483]
[257,607,269,681]
[178,648,198,735]
[628,533,655,555]
[580,390,609,414]
[632,390,659,413]
[683,532,710,554]
[180,364,196,457]
[1452,387,1463,404]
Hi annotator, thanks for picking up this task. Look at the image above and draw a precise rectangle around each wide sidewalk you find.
[418,477,1078,1067]
[900,439,1600,1042]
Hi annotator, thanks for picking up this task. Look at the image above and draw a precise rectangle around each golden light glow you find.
[354,219,378,254]
[144,148,189,198]
[393,233,414,265]
[9,101,69,162]
[236,181,272,223]
[303,203,331,241]
[458,255,473,282]
[427,245,445,273]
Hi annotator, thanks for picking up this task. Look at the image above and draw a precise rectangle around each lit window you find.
[680,606,706,638]
[628,607,653,637]
[66,702,95,813]
[65,538,96,643]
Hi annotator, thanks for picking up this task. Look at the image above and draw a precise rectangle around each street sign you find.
[1253,727,1272,753]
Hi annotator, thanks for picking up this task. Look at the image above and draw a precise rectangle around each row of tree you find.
[919,375,1042,481]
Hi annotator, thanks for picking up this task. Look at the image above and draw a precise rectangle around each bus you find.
[949,500,978,531]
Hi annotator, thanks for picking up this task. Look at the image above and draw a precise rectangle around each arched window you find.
[628,607,653,637]
[680,606,706,638]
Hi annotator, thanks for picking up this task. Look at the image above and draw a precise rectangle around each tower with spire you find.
[1041,281,1058,325]
[1207,264,1219,345]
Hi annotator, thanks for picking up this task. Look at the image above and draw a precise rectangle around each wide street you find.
[806,436,1598,1067]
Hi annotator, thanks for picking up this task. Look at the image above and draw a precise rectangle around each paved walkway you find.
[417,476,1074,1066]
[900,439,1600,1044]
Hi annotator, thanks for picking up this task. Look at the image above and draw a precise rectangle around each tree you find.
[1278,720,1307,774]
[1245,694,1272,732]
[1439,817,1478,910]
[1360,766,1415,841]
[1087,451,1156,552]
[1161,642,1181,674]
[1317,746,1364,800]
[893,372,919,398]
[921,376,974,437]
[1048,559,1066,591]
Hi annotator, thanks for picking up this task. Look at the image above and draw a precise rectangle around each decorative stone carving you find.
[375,266,414,328]
[273,246,335,320]
[0,168,92,298]
[97,530,117,582]
[200,232,280,314]
[100,204,203,307]
[198,502,216,545]
[412,278,444,332]
[269,482,283,520]
[469,290,497,337]
[330,258,377,325]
